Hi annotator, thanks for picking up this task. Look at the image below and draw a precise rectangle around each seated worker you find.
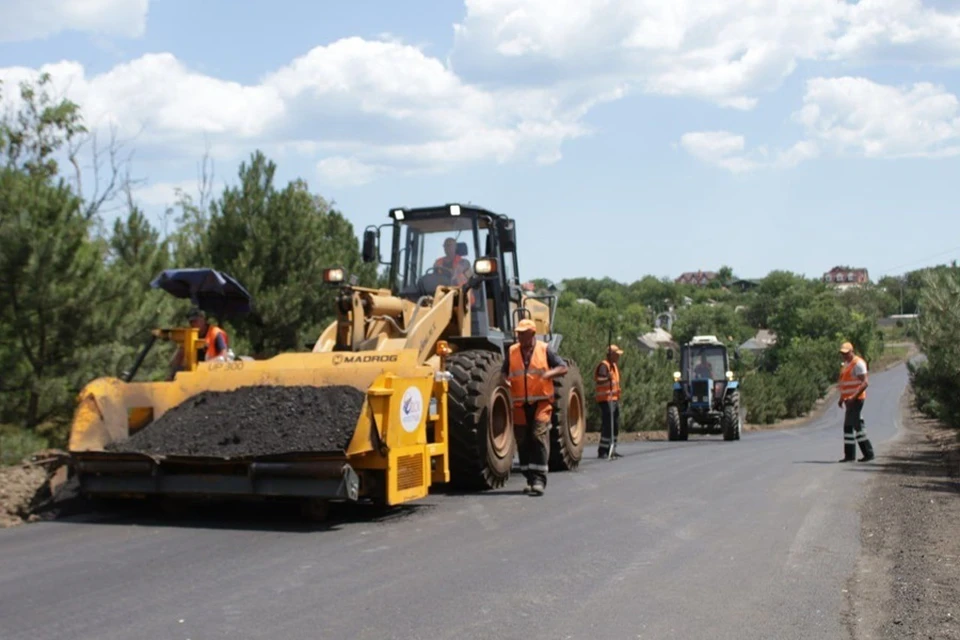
[435,236,476,306]
[435,237,472,286]
[693,354,714,379]
[166,308,230,380]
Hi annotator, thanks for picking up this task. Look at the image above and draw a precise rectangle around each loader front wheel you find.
[549,358,586,471]
[446,350,515,491]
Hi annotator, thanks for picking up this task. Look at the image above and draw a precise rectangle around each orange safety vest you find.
[507,342,555,424]
[204,325,228,360]
[839,355,867,401]
[594,360,620,402]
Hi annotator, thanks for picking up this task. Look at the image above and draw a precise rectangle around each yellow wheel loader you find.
[66,204,586,512]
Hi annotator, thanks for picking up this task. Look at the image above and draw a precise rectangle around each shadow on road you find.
[35,489,436,534]
[843,448,960,496]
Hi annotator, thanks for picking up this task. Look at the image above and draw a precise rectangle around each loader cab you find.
[362,204,522,347]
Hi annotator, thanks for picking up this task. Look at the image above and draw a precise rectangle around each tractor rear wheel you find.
[722,391,741,441]
[667,405,681,441]
[446,350,515,490]
[549,358,586,471]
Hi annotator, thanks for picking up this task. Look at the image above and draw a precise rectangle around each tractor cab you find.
[667,335,743,441]
[360,203,538,346]
[680,336,732,407]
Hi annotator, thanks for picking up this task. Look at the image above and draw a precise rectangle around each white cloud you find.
[452,0,960,110]
[133,180,204,208]
[832,0,960,65]
[316,157,381,188]
[682,76,960,171]
[679,131,765,173]
[0,0,149,43]
[0,37,600,187]
[4,2,960,188]
[796,76,960,158]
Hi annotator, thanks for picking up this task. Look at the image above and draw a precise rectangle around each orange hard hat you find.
[515,319,537,333]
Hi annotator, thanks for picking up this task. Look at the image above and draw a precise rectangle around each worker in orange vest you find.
[167,308,231,379]
[837,341,875,462]
[595,344,623,459]
[502,318,568,495]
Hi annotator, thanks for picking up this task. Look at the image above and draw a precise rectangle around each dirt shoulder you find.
[844,389,960,639]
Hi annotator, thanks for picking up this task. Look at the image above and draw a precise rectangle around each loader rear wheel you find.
[446,350,515,491]
[549,358,586,471]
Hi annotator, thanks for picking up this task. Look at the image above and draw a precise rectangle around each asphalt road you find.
[0,364,909,640]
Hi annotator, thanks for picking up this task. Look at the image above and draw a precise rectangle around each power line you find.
[876,245,960,275]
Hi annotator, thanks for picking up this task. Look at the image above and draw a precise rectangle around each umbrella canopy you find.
[150,268,253,316]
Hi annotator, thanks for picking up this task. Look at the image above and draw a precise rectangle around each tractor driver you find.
[694,353,714,379]
[166,308,230,380]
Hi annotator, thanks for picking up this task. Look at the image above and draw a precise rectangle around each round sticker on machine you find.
[400,387,424,433]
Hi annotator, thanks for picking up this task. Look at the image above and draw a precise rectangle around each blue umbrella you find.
[150,268,253,316]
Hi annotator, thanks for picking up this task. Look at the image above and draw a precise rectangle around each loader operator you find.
[435,237,472,286]
[166,308,230,380]
[503,318,568,496]
[435,236,476,305]
[595,345,623,460]
[837,341,875,463]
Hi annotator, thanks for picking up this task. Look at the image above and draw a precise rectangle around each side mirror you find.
[499,221,517,252]
[362,229,378,263]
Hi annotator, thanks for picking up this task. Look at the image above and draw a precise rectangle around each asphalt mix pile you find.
[106,385,366,458]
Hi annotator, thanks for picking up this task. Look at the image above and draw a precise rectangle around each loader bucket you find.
[67,349,444,505]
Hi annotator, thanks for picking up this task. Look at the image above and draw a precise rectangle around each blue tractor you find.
[666,335,742,441]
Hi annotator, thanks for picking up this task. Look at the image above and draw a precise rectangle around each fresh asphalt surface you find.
[0,365,909,640]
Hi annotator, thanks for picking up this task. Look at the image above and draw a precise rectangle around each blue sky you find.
[2,0,960,284]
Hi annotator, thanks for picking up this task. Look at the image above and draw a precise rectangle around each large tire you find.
[667,405,681,441]
[549,358,586,471]
[722,391,741,441]
[446,350,515,490]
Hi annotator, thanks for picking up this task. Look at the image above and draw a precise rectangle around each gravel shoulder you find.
[845,388,960,639]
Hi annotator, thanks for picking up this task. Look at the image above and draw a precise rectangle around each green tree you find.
[0,75,119,436]
[201,151,375,355]
[909,267,960,426]
[671,303,752,345]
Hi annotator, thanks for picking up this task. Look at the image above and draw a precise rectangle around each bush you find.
[909,269,960,427]
[0,425,49,466]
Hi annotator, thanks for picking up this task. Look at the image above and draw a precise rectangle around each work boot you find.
[858,454,875,462]
[838,457,855,463]
[530,481,545,496]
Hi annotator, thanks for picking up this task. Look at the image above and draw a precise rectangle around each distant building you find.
[638,327,678,355]
[740,329,777,354]
[730,278,761,292]
[675,270,718,286]
[823,266,869,290]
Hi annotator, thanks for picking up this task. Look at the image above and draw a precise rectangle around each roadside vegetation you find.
[908,266,960,428]
[0,76,923,464]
